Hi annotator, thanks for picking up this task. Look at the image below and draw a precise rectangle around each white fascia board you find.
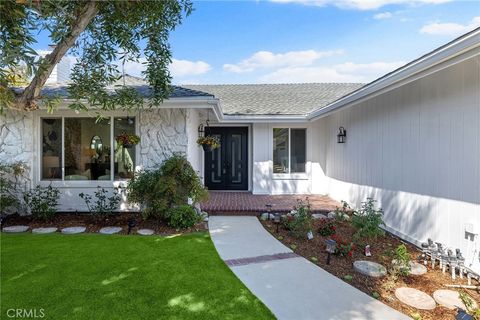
[307,29,480,121]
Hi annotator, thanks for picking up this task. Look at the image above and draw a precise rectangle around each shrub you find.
[24,185,60,220]
[318,218,336,236]
[333,200,353,222]
[0,161,28,214]
[351,198,385,243]
[79,186,121,218]
[281,198,313,239]
[392,244,411,277]
[165,205,199,229]
[332,234,355,257]
[127,154,208,220]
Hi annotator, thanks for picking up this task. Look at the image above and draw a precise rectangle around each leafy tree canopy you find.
[0,0,193,114]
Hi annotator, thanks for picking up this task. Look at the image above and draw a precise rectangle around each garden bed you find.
[260,217,480,320]
[2,212,207,235]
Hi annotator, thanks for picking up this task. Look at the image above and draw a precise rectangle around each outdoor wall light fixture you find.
[337,127,347,143]
[325,239,337,265]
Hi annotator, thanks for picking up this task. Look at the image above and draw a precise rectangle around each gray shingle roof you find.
[182,83,364,115]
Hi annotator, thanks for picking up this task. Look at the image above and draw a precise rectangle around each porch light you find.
[325,239,337,265]
[337,127,346,143]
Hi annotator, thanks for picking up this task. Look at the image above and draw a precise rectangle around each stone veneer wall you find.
[138,108,188,169]
[0,110,35,213]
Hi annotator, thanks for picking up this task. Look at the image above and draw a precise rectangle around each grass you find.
[1,232,274,320]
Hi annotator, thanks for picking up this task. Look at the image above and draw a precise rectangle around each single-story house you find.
[1,29,479,273]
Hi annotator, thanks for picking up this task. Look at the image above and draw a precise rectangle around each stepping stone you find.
[137,228,154,236]
[32,227,58,234]
[409,261,428,275]
[99,227,122,235]
[61,226,86,234]
[2,225,29,233]
[395,287,436,310]
[433,289,477,310]
[353,260,387,277]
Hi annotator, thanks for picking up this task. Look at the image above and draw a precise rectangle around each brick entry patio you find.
[201,192,341,215]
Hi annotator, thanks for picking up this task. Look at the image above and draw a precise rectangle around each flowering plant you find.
[196,136,220,149]
[116,133,140,147]
[281,198,313,238]
[318,218,336,236]
[332,234,355,257]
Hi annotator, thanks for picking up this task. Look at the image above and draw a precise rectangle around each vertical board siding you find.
[321,55,480,273]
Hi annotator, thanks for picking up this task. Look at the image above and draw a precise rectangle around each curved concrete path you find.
[209,216,408,320]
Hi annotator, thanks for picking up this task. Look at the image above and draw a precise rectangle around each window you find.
[41,117,136,181]
[273,128,306,174]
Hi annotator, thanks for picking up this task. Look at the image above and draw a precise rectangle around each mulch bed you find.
[2,212,207,235]
[261,218,480,320]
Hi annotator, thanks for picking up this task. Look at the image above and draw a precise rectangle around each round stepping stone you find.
[409,261,427,276]
[395,287,436,310]
[2,225,29,233]
[61,226,86,234]
[353,260,387,277]
[32,227,58,234]
[137,228,154,236]
[99,227,122,235]
[433,289,477,310]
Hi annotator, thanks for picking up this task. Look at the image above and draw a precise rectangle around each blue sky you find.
[35,0,480,84]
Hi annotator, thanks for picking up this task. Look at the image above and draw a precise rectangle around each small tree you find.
[1,0,193,113]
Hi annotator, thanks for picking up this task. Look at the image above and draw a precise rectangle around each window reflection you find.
[41,118,62,180]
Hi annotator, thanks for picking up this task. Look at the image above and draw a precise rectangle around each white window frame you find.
[37,111,139,188]
[272,127,308,180]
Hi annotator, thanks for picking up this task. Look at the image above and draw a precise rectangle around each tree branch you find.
[15,1,99,111]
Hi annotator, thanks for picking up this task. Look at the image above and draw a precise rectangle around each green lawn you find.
[1,232,274,320]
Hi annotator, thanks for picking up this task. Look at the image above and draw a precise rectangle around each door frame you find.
[203,125,250,191]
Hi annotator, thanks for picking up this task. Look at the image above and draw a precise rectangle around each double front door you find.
[204,127,248,190]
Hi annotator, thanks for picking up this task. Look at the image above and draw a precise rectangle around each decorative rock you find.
[61,226,86,234]
[327,211,349,220]
[353,260,387,277]
[395,287,436,310]
[409,261,428,276]
[312,213,326,219]
[327,211,336,219]
[433,289,477,310]
[99,227,122,235]
[2,225,29,233]
[137,228,154,236]
[32,227,57,234]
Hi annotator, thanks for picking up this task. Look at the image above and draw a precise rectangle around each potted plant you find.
[197,136,220,152]
[116,133,140,148]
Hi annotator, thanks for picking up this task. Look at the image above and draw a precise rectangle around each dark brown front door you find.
[204,127,248,190]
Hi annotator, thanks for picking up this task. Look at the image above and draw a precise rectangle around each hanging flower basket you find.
[197,135,220,152]
[116,133,140,148]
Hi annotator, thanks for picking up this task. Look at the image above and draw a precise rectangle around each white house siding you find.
[320,55,480,273]
[0,110,35,210]
[252,121,327,195]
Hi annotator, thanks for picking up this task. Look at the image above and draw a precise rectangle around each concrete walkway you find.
[209,216,409,320]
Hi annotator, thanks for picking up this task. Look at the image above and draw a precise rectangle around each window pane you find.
[41,118,62,180]
[114,117,136,180]
[64,118,111,180]
[291,129,306,173]
[273,128,289,173]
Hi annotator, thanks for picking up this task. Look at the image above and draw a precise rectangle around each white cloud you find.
[122,58,211,78]
[270,0,451,10]
[373,11,392,19]
[223,49,343,73]
[170,59,211,77]
[260,61,405,83]
[420,16,480,36]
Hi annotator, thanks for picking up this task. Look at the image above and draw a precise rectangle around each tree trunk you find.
[14,1,99,111]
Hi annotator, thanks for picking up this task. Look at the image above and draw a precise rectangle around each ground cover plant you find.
[261,198,480,320]
[1,233,274,320]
